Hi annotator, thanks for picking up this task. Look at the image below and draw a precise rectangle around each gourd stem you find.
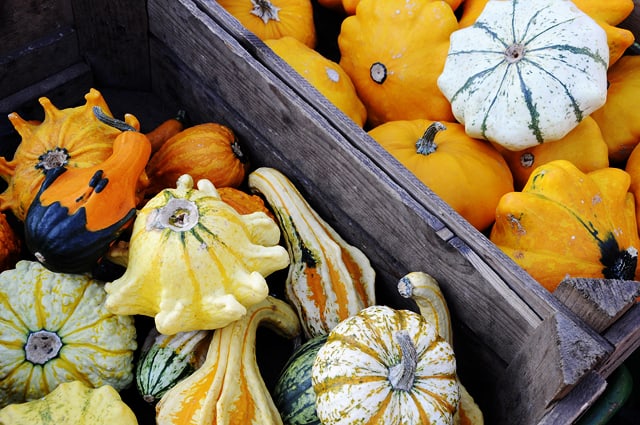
[251,0,281,24]
[93,106,138,132]
[416,122,446,155]
[388,330,418,392]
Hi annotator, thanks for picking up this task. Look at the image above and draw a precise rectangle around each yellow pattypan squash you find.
[265,36,367,127]
[592,55,640,164]
[217,0,316,48]
[338,0,458,127]
[497,117,609,190]
[0,260,137,408]
[0,381,138,425]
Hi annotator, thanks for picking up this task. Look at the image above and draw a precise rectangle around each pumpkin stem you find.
[388,330,418,392]
[25,330,63,365]
[250,0,281,24]
[93,106,138,132]
[416,122,446,155]
[505,43,526,64]
[603,246,638,280]
[147,198,199,232]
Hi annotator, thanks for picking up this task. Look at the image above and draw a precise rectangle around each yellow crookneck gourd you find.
[155,296,302,425]
[490,160,640,292]
[104,174,290,335]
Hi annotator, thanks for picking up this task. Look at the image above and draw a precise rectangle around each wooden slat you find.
[69,0,150,90]
[554,278,640,333]
[0,0,73,54]
[0,27,80,99]
[597,304,640,378]
[0,62,93,118]
[539,371,607,425]
[495,313,611,424]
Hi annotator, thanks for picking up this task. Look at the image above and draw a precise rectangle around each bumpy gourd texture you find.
[0,89,140,221]
[0,381,138,425]
[105,174,290,335]
[0,260,137,408]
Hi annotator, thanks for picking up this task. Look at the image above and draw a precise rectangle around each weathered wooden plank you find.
[0,62,93,119]
[554,278,640,333]
[597,304,640,378]
[538,371,607,425]
[69,0,150,89]
[495,313,611,424]
[0,0,73,54]
[0,27,80,99]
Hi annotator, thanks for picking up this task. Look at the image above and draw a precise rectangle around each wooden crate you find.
[1,1,639,424]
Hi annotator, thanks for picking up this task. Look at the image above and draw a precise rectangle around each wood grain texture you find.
[0,26,80,98]
[554,278,640,333]
[0,0,73,54]
[69,0,150,89]
[598,305,640,378]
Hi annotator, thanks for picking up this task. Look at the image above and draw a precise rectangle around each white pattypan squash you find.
[0,260,137,408]
[437,0,609,151]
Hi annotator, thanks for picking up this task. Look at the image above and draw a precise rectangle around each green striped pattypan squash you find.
[437,0,609,151]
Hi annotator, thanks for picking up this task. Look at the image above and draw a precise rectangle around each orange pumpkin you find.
[0,89,140,221]
[624,142,640,234]
[497,117,609,190]
[368,119,514,231]
[145,123,249,197]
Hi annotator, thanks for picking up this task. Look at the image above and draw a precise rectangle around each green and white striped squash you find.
[273,334,328,425]
[437,0,609,151]
[0,260,137,408]
[136,327,211,404]
[312,305,459,425]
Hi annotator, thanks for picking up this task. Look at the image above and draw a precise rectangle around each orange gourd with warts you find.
[24,130,151,273]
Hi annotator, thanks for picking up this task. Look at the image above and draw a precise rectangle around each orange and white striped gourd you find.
[248,167,376,338]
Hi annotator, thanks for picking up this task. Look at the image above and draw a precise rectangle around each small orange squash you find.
[145,110,187,153]
[497,117,609,190]
[491,160,640,292]
[217,0,316,48]
[337,0,458,127]
[0,212,21,272]
[368,119,514,231]
[217,186,274,219]
[145,123,249,197]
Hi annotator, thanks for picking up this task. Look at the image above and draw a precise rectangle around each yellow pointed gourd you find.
[155,296,302,425]
[248,167,376,338]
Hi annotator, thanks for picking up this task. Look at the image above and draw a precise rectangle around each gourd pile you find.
[222,0,640,292]
[0,88,482,424]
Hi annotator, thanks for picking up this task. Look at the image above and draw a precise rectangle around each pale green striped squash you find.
[437,0,609,151]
